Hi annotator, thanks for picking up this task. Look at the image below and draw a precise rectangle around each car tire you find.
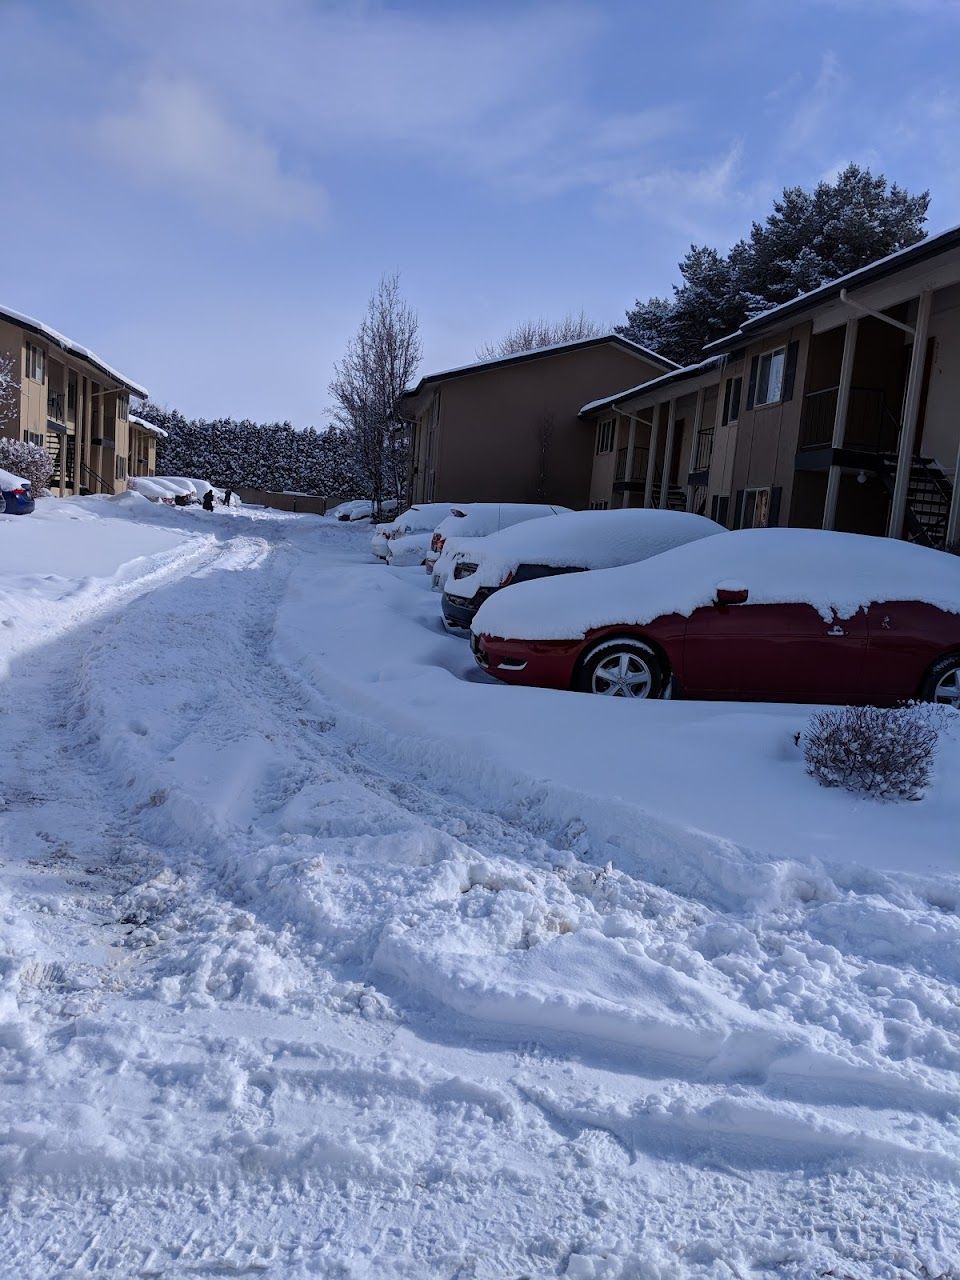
[919,653,960,708]
[575,638,667,699]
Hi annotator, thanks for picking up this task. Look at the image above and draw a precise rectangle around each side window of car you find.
[512,564,586,584]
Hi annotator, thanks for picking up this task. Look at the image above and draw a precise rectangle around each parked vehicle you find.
[128,476,195,504]
[442,509,723,632]
[329,499,399,523]
[372,503,459,562]
[471,528,960,706]
[427,503,571,583]
[0,468,34,515]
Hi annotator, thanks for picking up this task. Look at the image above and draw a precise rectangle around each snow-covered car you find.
[329,499,399,523]
[128,475,194,504]
[371,502,460,562]
[471,527,960,704]
[0,467,34,515]
[441,508,724,631]
[426,503,571,583]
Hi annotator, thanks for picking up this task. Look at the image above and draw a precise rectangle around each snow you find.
[434,501,571,545]
[447,508,723,598]
[473,526,960,640]
[0,467,28,490]
[1,507,959,1276]
[372,503,459,560]
[129,413,168,438]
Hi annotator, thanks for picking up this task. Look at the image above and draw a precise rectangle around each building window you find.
[709,494,729,526]
[589,499,609,510]
[26,430,45,448]
[739,487,771,528]
[117,392,128,421]
[721,375,742,425]
[115,455,127,481]
[25,342,45,383]
[595,418,615,455]
[755,348,786,407]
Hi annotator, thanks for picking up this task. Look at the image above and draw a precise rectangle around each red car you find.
[470,528,960,706]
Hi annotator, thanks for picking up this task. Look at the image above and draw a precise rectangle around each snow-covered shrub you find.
[802,704,942,800]
[0,437,52,496]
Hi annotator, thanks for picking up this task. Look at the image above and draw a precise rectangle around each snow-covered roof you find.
[705,221,960,353]
[400,335,678,406]
[130,414,167,438]
[473,527,960,641]
[0,304,148,397]
[580,356,725,417]
[447,508,723,599]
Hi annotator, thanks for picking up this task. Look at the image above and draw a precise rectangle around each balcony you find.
[613,445,649,491]
[687,427,714,486]
[798,385,899,456]
[47,391,65,433]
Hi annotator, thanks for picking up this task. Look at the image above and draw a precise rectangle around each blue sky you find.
[3,0,959,425]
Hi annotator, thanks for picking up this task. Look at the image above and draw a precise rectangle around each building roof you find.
[0,303,148,397]
[130,414,167,438]
[399,334,678,408]
[579,356,724,417]
[705,221,960,354]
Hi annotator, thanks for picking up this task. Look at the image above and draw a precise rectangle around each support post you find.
[685,387,706,511]
[621,413,636,509]
[945,435,960,550]
[888,289,933,539]
[822,316,859,530]
[643,404,660,509]
[659,399,677,509]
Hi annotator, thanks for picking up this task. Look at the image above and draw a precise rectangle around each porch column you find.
[887,289,933,539]
[622,414,637,509]
[685,387,706,511]
[822,316,859,530]
[659,399,677,508]
[643,404,660,508]
[945,433,960,549]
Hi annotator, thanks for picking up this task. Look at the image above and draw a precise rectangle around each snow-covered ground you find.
[1,499,959,1278]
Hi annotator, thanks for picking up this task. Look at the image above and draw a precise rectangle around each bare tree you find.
[476,311,605,360]
[330,273,421,517]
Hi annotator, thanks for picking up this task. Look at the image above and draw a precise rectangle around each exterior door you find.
[681,601,869,702]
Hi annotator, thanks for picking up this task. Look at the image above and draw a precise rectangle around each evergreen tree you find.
[617,164,930,366]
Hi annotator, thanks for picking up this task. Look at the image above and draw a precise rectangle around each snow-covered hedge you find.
[0,438,51,496]
[802,704,943,800]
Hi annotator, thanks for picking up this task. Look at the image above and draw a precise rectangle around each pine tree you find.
[617,164,930,366]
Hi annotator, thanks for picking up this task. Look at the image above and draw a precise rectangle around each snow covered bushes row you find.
[0,437,52,496]
[803,704,948,800]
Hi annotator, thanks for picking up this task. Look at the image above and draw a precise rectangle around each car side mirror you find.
[715,584,749,606]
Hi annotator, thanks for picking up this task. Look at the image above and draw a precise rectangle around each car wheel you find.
[920,653,960,708]
[576,638,666,699]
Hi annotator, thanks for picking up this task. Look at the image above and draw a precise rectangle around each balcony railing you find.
[692,427,714,474]
[798,385,899,453]
[614,445,649,483]
[47,391,65,425]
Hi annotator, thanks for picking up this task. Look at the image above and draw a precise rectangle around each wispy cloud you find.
[97,78,327,227]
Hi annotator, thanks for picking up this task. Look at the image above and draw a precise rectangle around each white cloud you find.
[97,78,327,227]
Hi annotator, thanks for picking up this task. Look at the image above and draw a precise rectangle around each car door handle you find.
[827,625,845,636]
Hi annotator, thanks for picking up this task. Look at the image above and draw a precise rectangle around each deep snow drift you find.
[1,499,958,1278]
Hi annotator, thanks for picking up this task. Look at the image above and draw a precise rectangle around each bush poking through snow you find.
[802,704,941,800]
[0,437,52,497]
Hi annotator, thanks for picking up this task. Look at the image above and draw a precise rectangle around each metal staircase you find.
[875,452,953,549]
[648,478,687,511]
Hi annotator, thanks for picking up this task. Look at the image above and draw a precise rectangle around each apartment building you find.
[400,336,677,511]
[0,305,149,496]
[584,223,960,550]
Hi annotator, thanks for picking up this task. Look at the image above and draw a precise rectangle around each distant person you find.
[202,488,215,512]
[222,489,233,506]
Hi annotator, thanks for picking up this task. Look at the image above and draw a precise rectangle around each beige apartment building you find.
[584,223,960,550]
[400,336,677,511]
[0,305,150,496]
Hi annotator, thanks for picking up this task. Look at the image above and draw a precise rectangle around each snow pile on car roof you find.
[473,528,960,640]
[451,508,722,595]
[435,503,570,541]
[0,468,29,490]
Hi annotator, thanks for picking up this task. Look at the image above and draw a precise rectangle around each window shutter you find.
[732,489,745,529]
[730,376,742,421]
[768,485,782,527]
[745,357,759,410]
[781,342,799,402]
